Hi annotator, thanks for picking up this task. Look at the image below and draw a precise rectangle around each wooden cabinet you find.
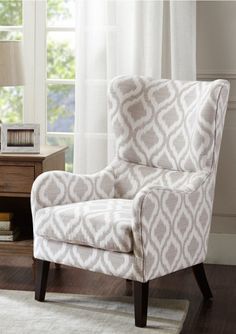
[0,145,67,256]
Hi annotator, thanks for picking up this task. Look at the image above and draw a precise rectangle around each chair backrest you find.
[109,76,230,173]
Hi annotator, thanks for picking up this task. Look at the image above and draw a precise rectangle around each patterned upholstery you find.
[31,76,230,283]
[111,159,208,199]
[109,77,223,172]
[34,199,133,253]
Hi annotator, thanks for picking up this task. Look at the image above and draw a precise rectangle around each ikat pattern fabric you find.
[111,158,208,199]
[109,77,225,172]
[32,76,230,283]
[132,174,214,281]
[35,199,133,253]
[31,165,115,220]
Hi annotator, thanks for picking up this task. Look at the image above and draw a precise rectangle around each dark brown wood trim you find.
[133,281,149,327]
[35,259,50,302]
[192,263,213,299]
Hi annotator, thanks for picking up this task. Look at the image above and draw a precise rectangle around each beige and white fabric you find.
[31,76,230,283]
[34,199,133,253]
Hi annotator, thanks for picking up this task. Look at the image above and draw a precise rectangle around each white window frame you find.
[23,0,37,124]
[22,0,47,143]
[23,0,75,146]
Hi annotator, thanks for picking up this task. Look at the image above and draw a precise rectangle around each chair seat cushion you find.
[34,199,133,253]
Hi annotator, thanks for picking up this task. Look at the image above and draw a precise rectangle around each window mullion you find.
[0,26,22,31]
[47,26,74,32]
[23,0,36,123]
[35,0,47,144]
[47,79,75,85]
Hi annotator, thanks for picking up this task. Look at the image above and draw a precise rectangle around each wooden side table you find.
[0,145,67,256]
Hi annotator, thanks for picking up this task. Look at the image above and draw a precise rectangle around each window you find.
[0,0,76,172]
[46,0,75,172]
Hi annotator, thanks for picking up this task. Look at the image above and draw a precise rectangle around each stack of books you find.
[0,212,19,241]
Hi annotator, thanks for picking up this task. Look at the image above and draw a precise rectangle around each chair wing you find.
[109,76,229,173]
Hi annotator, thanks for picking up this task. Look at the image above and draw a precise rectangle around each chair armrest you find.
[132,172,211,281]
[31,166,115,219]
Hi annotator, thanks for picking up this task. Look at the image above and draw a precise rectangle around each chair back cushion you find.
[109,76,229,172]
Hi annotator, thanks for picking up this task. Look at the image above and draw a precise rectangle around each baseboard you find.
[206,233,236,265]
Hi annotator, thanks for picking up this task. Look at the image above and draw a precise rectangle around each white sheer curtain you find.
[74,0,196,174]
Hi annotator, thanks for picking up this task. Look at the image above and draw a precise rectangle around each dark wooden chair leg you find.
[192,263,213,299]
[35,259,50,302]
[133,281,149,327]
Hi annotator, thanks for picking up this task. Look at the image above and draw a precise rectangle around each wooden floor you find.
[0,255,235,333]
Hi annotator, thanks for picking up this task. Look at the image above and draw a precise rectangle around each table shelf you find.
[0,239,33,256]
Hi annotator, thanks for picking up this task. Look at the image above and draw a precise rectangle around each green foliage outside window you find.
[47,135,74,172]
[47,84,75,133]
[0,31,22,41]
[47,38,75,79]
[0,0,72,26]
[47,0,73,26]
[0,87,23,123]
[0,0,22,26]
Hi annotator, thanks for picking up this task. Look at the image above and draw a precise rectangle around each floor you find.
[0,255,235,334]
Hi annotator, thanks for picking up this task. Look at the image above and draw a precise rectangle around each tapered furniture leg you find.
[35,259,50,302]
[133,281,149,327]
[192,263,213,299]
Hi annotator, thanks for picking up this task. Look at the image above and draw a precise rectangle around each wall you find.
[197,1,236,264]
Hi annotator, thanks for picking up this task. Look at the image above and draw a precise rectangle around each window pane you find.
[47,32,75,79]
[47,0,75,27]
[0,87,23,123]
[47,135,74,172]
[47,84,75,133]
[0,0,22,26]
[0,31,22,41]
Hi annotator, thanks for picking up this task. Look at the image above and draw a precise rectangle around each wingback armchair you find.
[31,76,229,327]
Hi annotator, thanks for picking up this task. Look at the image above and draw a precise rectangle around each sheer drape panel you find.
[74,0,108,173]
[74,0,196,173]
[132,1,163,77]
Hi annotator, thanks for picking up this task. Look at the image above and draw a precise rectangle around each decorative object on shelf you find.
[0,228,20,242]
[0,212,13,230]
[0,41,25,152]
[0,41,24,87]
[0,212,19,242]
[1,123,40,153]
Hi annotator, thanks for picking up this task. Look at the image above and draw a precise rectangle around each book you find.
[0,229,20,242]
[0,221,13,231]
[0,228,18,236]
[0,212,14,230]
[0,212,13,221]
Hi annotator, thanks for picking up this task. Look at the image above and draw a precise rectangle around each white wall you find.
[197,1,236,264]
